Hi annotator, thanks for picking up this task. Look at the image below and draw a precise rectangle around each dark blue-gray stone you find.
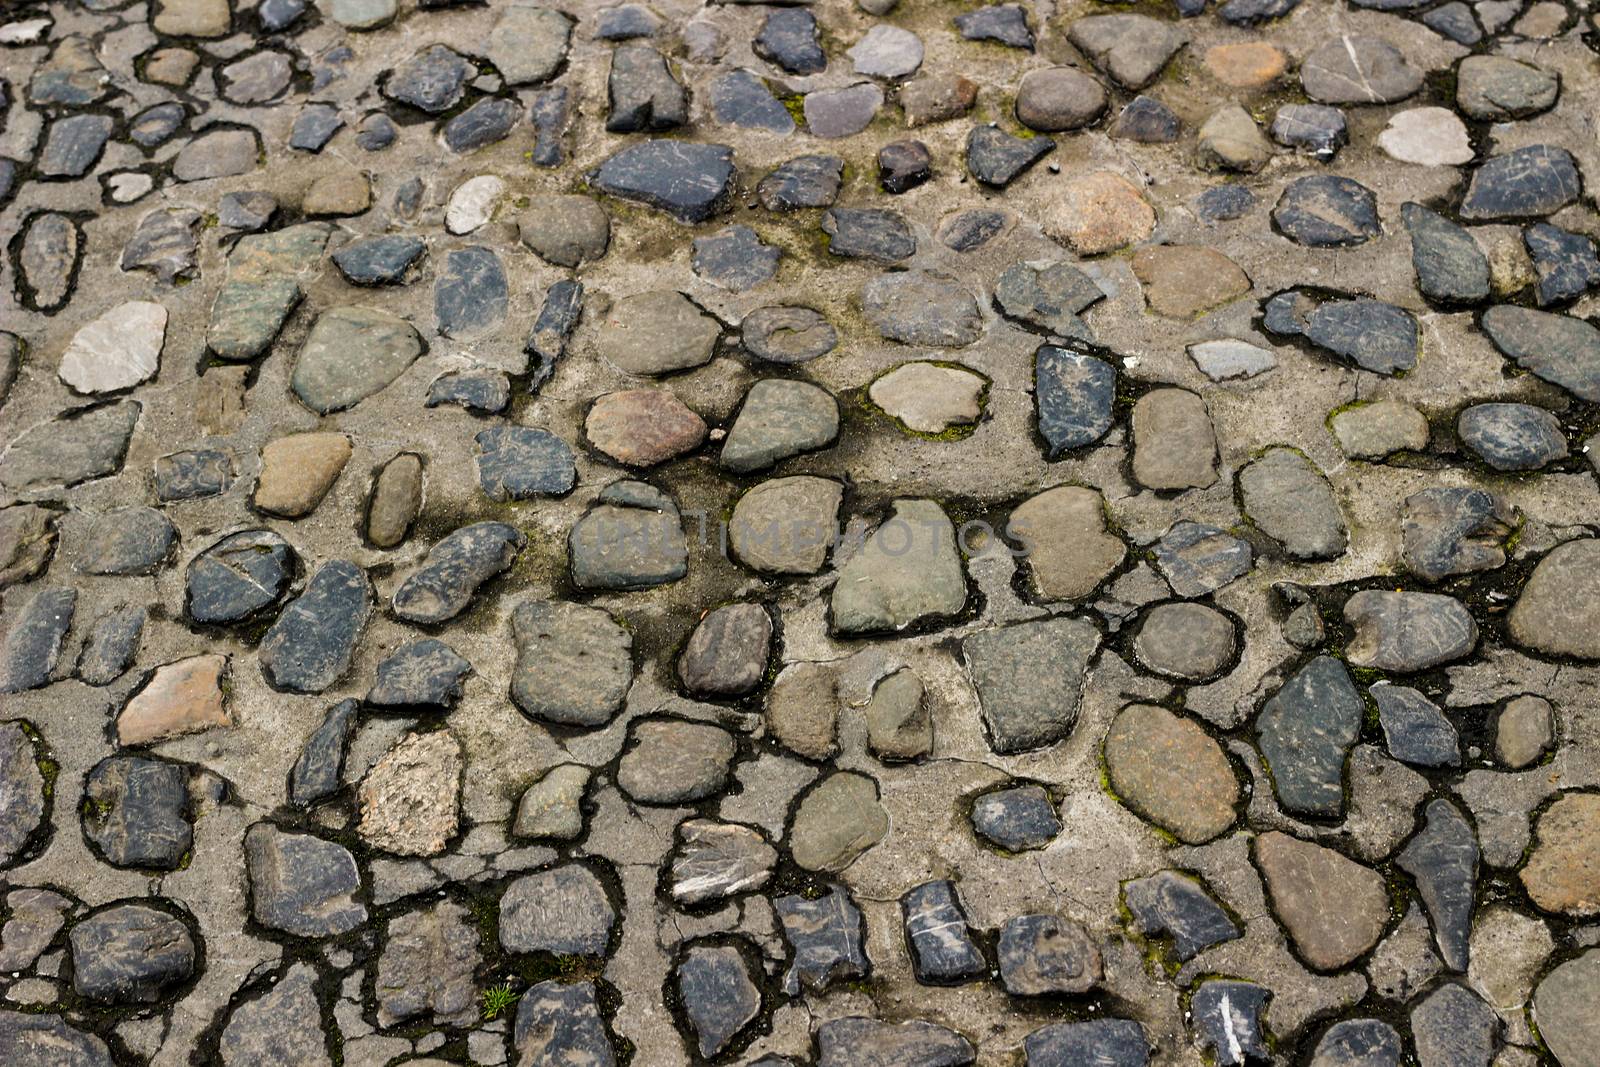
[755,8,825,75]
[526,280,583,391]
[879,139,932,194]
[0,1013,111,1066]
[259,0,306,31]
[971,784,1060,851]
[1460,145,1580,220]
[68,904,195,1003]
[996,260,1101,338]
[1423,3,1481,45]
[1035,345,1115,456]
[1371,684,1459,768]
[443,96,520,152]
[1274,175,1379,247]
[955,4,1034,49]
[1255,655,1363,818]
[1303,299,1417,375]
[1526,223,1600,307]
[1482,305,1600,402]
[966,124,1054,186]
[1311,1019,1402,1067]
[998,913,1100,995]
[427,371,511,414]
[1401,487,1510,583]
[435,246,507,340]
[39,114,112,178]
[692,225,780,292]
[529,87,570,167]
[77,606,145,687]
[186,530,295,625]
[1410,983,1494,1066]
[1123,870,1240,961]
[595,3,659,40]
[513,982,614,1066]
[1457,402,1567,471]
[676,945,759,1058]
[1270,104,1347,160]
[475,427,577,501]
[355,113,396,151]
[1153,522,1253,597]
[709,69,795,133]
[1263,290,1316,336]
[391,521,526,624]
[290,698,358,808]
[1403,203,1490,304]
[289,104,342,151]
[939,209,1006,251]
[0,587,75,694]
[0,400,138,494]
[154,449,231,502]
[816,1018,974,1067]
[366,639,471,709]
[76,507,175,576]
[1219,0,1301,22]
[218,190,277,231]
[382,44,474,113]
[1191,980,1270,1065]
[823,207,915,262]
[901,880,985,983]
[81,755,190,869]
[758,153,844,210]
[1109,96,1180,142]
[1024,1019,1149,1067]
[775,887,868,995]
[1397,799,1477,973]
[1195,184,1257,223]
[606,44,686,132]
[592,140,736,223]
[0,160,15,206]
[259,561,371,693]
[333,235,424,285]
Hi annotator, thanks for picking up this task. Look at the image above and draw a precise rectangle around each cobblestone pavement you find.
[3,0,1600,1063]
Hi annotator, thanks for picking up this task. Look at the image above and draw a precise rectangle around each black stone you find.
[879,139,932,194]
[593,140,736,223]
[775,887,868,994]
[77,507,176,575]
[245,823,366,936]
[1397,799,1478,973]
[1423,3,1481,45]
[1402,487,1511,583]
[69,905,195,1004]
[1303,299,1418,374]
[1458,402,1567,471]
[955,4,1034,49]
[475,427,577,501]
[443,96,520,153]
[1311,1019,1402,1067]
[1194,184,1257,223]
[902,881,985,983]
[259,560,371,693]
[427,370,511,414]
[971,784,1061,851]
[355,113,396,151]
[595,3,659,40]
[366,639,472,709]
[755,8,825,75]
[1191,980,1270,1065]
[435,246,508,339]
[1255,655,1363,818]
[1109,96,1180,142]
[1024,1020,1150,1067]
[1262,290,1316,336]
[758,153,844,210]
[1035,344,1115,456]
[82,755,191,869]
[289,698,358,808]
[996,260,1102,338]
[0,587,75,694]
[513,981,614,1066]
[76,606,145,687]
[1460,145,1581,220]
[392,521,526,624]
[1123,870,1240,961]
[383,44,474,113]
[1372,685,1460,768]
[526,280,584,391]
[1270,104,1347,160]
[218,190,277,231]
[154,448,231,502]
[529,87,571,167]
[186,529,296,626]
[606,44,686,133]
[966,124,1054,186]
[939,209,1006,251]
[709,69,795,133]
[692,225,780,292]
[289,104,343,152]
[823,207,915,262]
[1403,203,1490,304]
[259,0,306,31]
[333,235,425,285]
[676,945,759,1057]
[1273,175,1379,247]
[1526,223,1600,306]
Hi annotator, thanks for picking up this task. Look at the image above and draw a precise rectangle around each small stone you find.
[1134,603,1236,680]
[38,114,112,178]
[1379,107,1472,166]
[115,654,229,745]
[1195,184,1258,224]
[678,946,759,1058]
[607,44,686,132]
[1044,170,1155,255]
[1509,539,1600,659]
[966,125,1054,187]
[1124,870,1240,962]
[1403,203,1490,304]
[144,47,199,87]
[129,104,185,148]
[254,432,350,517]
[995,260,1101,337]
[292,307,421,413]
[1457,55,1557,121]
[849,24,923,79]
[329,0,394,29]
[596,290,719,376]
[586,389,707,468]
[569,484,688,590]
[471,426,574,499]
[832,499,967,634]
[729,476,843,575]
[1153,522,1252,597]
[775,888,869,994]
[1461,145,1580,220]
[1068,14,1185,90]
[512,982,614,1065]
[528,281,583,388]
[1238,448,1347,560]
[1007,486,1123,603]
[82,756,190,870]
[153,0,231,36]
[29,36,110,105]
[1309,1020,1401,1067]
[955,4,1033,49]
[529,87,571,166]
[384,44,473,112]
[358,732,462,856]
[1024,1020,1150,1067]
[1105,703,1238,843]
[693,226,780,292]
[511,600,633,727]
[742,306,837,364]
[1270,102,1347,160]
[1035,346,1115,454]
[153,449,230,503]
[1411,984,1495,1067]
[1131,388,1218,490]
[290,699,357,808]
[902,880,984,983]
[1189,338,1276,380]
[488,3,571,85]
[1344,590,1477,672]
[76,606,144,687]
[669,820,776,905]
[302,167,371,217]
[789,772,888,872]
[1533,950,1600,1067]
[259,561,370,693]
[366,640,471,710]
[709,69,795,134]
[755,8,824,74]
[1193,981,1271,1065]
[333,235,424,286]
[767,662,839,760]
[679,603,772,699]
[1254,831,1388,969]
[500,863,616,956]
[722,379,838,472]
[878,139,931,193]
[1402,487,1511,582]
[69,905,194,1004]
[972,785,1060,851]
[121,208,199,283]
[57,302,165,395]
[1458,402,1567,471]
[1397,799,1477,972]
[1520,792,1600,914]
[1372,685,1459,768]
[392,522,525,624]
[221,50,290,104]
[901,73,978,126]
[1526,223,1600,307]
[289,105,342,152]
[1197,104,1271,172]
[1424,3,1481,43]
[1110,95,1181,142]
[186,530,294,625]
[0,726,45,868]
[355,113,395,151]
[823,207,914,262]
[866,361,984,435]
[1482,305,1600,401]
[443,97,520,153]
[375,900,478,1028]
[862,668,929,762]
[618,719,736,805]
[803,82,883,138]
[1015,67,1106,131]
[0,400,139,495]
[244,823,367,937]
[513,765,590,841]
[0,890,70,974]
[1274,175,1380,247]
[999,914,1101,995]
[446,175,504,235]
[1495,695,1554,769]
[758,154,844,210]
[1206,41,1286,88]
[1256,656,1363,817]
[1301,34,1421,104]
[173,127,259,181]
[434,247,507,340]
[816,1018,974,1067]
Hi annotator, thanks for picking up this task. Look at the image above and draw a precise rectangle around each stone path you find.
[0,0,1598,1064]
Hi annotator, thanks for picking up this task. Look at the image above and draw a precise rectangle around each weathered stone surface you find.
[1238,448,1348,560]
[514,764,590,841]
[375,900,479,1027]
[1303,299,1418,375]
[1256,656,1364,818]
[1496,695,1555,769]
[967,125,1053,187]
[1134,603,1236,680]
[357,731,462,856]
[1105,703,1238,843]
[1254,832,1388,969]
[972,784,1059,851]
[995,260,1101,337]
[1534,950,1600,1067]
[758,154,844,210]
[862,271,983,346]
[117,653,230,745]
[366,640,471,710]
[587,389,707,467]
[253,432,349,518]
[767,662,838,760]
[815,1017,974,1067]
[1309,1020,1401,1067]
[1461,145,1580,220]
[1371,685,1459,768]
[790,771,888,871]
[776,888,869,994]
[1343,591,1478,672]
[1024,1019,1150,1067]
[1132,246,1250,317]
[259,561,370,693]
[57,302,164,394]
[1458,402,1568,471]
[82,756,190,869]
[832,499,966,633]
[392,522,525,624]
[1509,540,1600,659]
[1131,388,1218,490]
[570,483,688,590]
[1153,522,1252,597]
[500,864,615,955]
[1301,35,1421,104]
[670,819,776,904]
[246,823,367,936]
[219,964,329,1067]
[1404,203,1490,303]
[513,981,615,1065]
[475,427,576,500]
[618,719,735,804]
[1411,984,1495,1067]
[0,401,139,495]
[434,247,507,340]
[290,699,358,808]
[1332,400,1429,459]
[1010,485,1124,601]
[999,913,1101,995]
[592,140,737,223]
[69,905,195,1003]
[678,945,759,1057]
[679,603,772,698]
[0,725,45,868]
[1068,14,1184,90]
[291,307,421,414]
[964,616,1100,753]
[0,586,75,693]
[730,476,842,575]
[1521,792,1600,915]
[1044,171,1155,255]
[1035,347,1115,455]
[186,530,294,625]
[744,306,837,364]
[1397,799,1477,972]
[1124,870,1240,962]
[1274,176,1380,247]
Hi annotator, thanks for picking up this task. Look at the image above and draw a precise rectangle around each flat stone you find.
[1133,246,1250,318]
[901,880,984,983]
[445,175,504,235]
[1403,203,1490,304]
[709,68,794,133]
[1197,104,1271,172]
[587,389,708,467]
[366,640,471,710]
[1274,175,1380,247]
[39,114,112,178]
[443,97,519,153]
[957,4,1033,48]
[152,448,230,503]
[173,127,258,181]
[513,982,614,1066]
[804,82,883,137]
[365,454,422,549]
[679,603,772,698]
[767,661,838,760]
[488,2,571,84]
[972,784,1059,851]
[941,209,1009,251]
[1131,388,1218,489]
[1105,703,1238,843]
[729,476,843,575]
[245,823,366,937]
[259,561,370,693]
[527,280,584,388]
[332,236,423,286]
[678,946,759,1057]
[816,1018,973,1067]
[1015,67,1106,131]
[1238,448,1347,560]
[358,732,461,856]
[1254,831,1388,969]
[693,226,780,291]
[500,864,615,955]
[1521,792,1600,914]
[1458,402,1567,470]
[427,370,510,414]
[877,139,936,193]
[1045,170,1155,255]
[1482,305,1600,401]
[383,44,472,112]
[849,24,923,79]
[1256,656,1364,817]
[1134,602,1236,680]
[28,35,110,106]
[742,306,836,364]
[790,771,888,871]
[756,8,824,74]
[290,699,357,808]
[292,306,421,413]
[592,140,736,223]
[1008,485,1123,601]
[510,600,633,727]
[0,587,74,693]
[1402,487,1511,581]
[1527,223,1600,306]
[1510,540,1600,659]
[569,484,688,590]
[1424,2,1481,43]
[82,756,190,869]
[869,362,985,434]
[1124,870,1240,961]
[1110,95,1181,142]
[597,290,719,376]
[759,154,844,210]
[903,73,979,126]
[1272,103,1347,159]
[1301,34,1421,103]
[254,432,350,518]
[1371,684,1459,767]
[617,719,735,804]
[722,379,838,472]
[1192,183,1261,223]
[301,167,371,217]
[1025,1019,1150,1066]
[776,888,869,994]
[1533,950,1600,1067]
[823,207,914,262]
[833,499,966,634]
[1153,522,1252,597]
[1035,346,1115,455]
[1379,107,1472,166]
[1457,55,1557,120]
[289,104,342,151]
[669,819,777,904]
[1189,338,1276,380]
[607,44,686,132]
[1206,41,1287,88]
[1344,590,1477,671]
[69,905,194,1004]
[1068,14,1185,90]
[1411,984,1495,1067]
[76,605,145,687]
[19,214,80,310]
[434,246,507,340]
[0,400,138,494]
[1496,695,1555,769]
[392,521,524,625]
[117,654,230,745]
[475,426,575,500]
[1309,1020,1401,1067]
[374,901,480,1028]
[186,529,295,624]
[513,765,590,841]
[0,725,45,867]
[996,260,1103,336]
[1397,799,1477,972]
[998,913,1101,997]
[1461,145,1580,220]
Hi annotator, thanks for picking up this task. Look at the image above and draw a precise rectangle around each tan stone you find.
[1044,171,1155,256]
[1131,246,1250,318]
[1009,486,1124,601]
[117,654,230,746]
[143,47,200,87]
[789,772,888,872]
[1521,793,1600,915]
[1204,42,1287,88]
[358,732,462,857]
[302,168,371,217]
[868,362,986,434]
[585,389,707,467]
[1131,388,1218,490]
[767,662,839,760]
[1103,704,1238,844]
[153,0,231,38]
[194,366,248,436]
[1253,831,1390,970]
[254,433,351,518]
[366,453,423,548]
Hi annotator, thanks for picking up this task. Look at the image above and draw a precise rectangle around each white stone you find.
[868,361,986,433]
[445,175,506,236]
[0,18,51,44]
[107,172,153,203]
[1188,338,1277,381]
[58,301,166,394]
[1378,108,1473,167]
[848,25,924,80]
